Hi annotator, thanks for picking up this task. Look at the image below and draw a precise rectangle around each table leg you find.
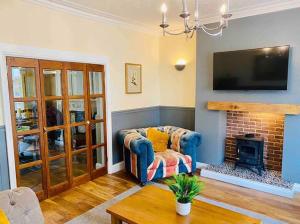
[111,215,122,224]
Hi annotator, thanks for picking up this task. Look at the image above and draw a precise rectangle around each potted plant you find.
[166,173,204,216]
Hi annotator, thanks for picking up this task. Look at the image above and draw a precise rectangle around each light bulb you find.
[220,4,227,15]
[161,3,167,13]
[176,59,186,66]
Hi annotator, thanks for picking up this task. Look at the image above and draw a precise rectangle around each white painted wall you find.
[0,0,198,127]
[0,0,197,185]
[0,0,161,126]
[159,35,196,107]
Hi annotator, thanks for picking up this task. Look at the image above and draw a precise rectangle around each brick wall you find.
[225,111,284,171]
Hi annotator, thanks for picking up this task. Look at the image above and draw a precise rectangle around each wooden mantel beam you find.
[207,101,300,115]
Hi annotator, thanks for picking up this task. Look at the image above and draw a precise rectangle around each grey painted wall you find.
[112,106,160,164]
[0,126,9,190]
[112,106,195,164]
[196,8,300,182]
[160,106,195,131]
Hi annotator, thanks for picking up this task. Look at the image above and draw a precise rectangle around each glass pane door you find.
[8,58,107,199]
[66,63,90,186]
[6,57,46,200]
[39,60,69,196]
[87,64,107,178]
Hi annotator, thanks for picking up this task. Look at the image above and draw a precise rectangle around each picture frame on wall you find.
[125,63,142,94]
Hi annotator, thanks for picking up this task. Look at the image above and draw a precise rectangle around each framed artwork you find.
[125,63,142,94]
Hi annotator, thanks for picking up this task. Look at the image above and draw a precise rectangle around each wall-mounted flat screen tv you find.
[213,45,290,90]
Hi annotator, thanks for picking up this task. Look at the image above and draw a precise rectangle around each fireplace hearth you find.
[235,134,265,175]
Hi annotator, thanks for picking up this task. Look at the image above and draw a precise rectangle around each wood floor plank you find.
[41,171,300,224]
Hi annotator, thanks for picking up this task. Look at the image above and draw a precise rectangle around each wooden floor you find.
[41,170,300,224]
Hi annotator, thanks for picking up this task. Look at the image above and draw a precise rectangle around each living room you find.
[0,0,299,223]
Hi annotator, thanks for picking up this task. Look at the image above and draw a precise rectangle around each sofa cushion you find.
[0,187,44,224]
[156,149,191,166]
[0,209,9,224]
[147,128,168,152]
[147,150,192,181]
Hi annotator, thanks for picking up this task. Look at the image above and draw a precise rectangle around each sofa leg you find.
[188,172,194,177]
[140,182,147,187]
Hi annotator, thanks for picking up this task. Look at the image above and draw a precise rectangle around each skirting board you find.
[200,169,295,198]
[109,161,125,174]
[294,183,300,193]
[196,162,208,169]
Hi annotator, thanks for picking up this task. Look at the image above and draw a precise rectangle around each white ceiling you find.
[36,0,300,32]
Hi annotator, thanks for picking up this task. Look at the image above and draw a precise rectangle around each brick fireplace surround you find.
[225,111,284,171]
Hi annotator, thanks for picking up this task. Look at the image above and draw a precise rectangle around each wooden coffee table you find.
[106,185,261,224]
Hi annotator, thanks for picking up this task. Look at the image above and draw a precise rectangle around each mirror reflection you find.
[69,99,85,123]
[15,101,38,132]
[71,125,87,150]
[90,98,104,120]
[72,152,87,177]
[20,165,43,192]
[68,70,84,96]
[93,146,105,170]
[12,67,36,98]
[46,100,64,127]
[47,129,65,157]
[43,69,62,96]
[18,134,40,164]
[89,71,103,95]
[50,158,67,186]
[91,122,104,145]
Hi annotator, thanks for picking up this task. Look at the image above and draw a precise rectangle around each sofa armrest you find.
[180,131,201,172]
[0,187,44,224]
[180,131,202,152]
[117,130,155,166]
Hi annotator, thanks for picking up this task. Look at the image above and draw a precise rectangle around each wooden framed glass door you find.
[65,62,90,187]
[39,60,70,196]
[7,57,108,199]
[87,64,107,178]
[6,57,47,200]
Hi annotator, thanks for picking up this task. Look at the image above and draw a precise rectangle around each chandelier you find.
[159,0,232,38]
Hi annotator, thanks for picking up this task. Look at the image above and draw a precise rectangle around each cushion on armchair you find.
[147,149,192,181]
[0,209,9,224]
[147,128,168,152]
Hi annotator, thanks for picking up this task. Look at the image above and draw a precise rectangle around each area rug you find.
[66,183,286,224]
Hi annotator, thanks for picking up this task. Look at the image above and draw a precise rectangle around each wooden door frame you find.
[0,43,114,189]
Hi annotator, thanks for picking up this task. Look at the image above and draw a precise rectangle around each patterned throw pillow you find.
[0,209,9,224]
[147,128,169,152]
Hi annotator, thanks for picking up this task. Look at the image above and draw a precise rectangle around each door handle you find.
[87,120,90,125]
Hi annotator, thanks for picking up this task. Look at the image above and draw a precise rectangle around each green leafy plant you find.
[165,174,204,204]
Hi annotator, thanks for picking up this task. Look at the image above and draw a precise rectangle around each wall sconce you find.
[175,59,186,71]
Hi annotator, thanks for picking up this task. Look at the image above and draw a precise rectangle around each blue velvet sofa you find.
[118,126,201,185]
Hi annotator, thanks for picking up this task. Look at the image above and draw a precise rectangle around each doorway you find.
[6,57,107,199]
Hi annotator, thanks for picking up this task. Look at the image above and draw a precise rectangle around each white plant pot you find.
[176,201,191,216]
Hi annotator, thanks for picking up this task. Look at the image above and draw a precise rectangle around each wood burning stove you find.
[235,134,265,175]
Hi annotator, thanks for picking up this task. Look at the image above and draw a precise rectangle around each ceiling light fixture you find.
[160,0,232,38]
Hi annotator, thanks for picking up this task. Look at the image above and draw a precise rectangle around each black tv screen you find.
[213,46,290,90]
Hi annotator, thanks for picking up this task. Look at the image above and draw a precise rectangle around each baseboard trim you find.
[293,183,300,193]
[109,161,125,174]
[196,162,209,169]
[201,169,294,198]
